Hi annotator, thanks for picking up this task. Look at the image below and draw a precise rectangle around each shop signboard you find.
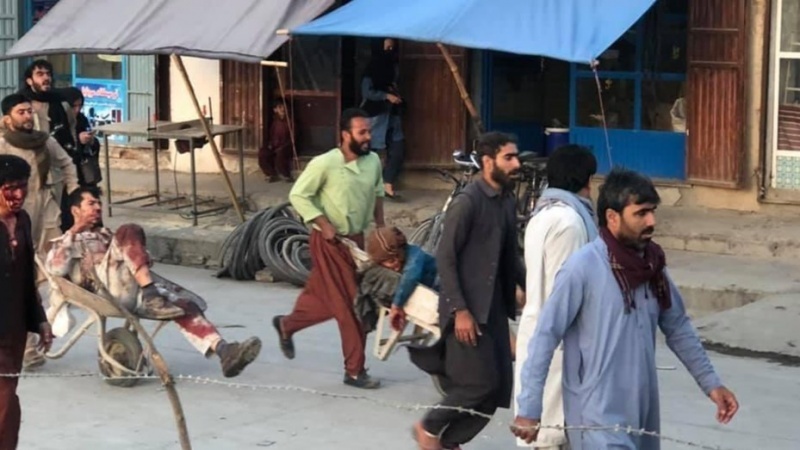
[75,79,127,140]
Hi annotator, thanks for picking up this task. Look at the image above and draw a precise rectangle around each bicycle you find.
[514,152,549,249]
[408,149,480,252]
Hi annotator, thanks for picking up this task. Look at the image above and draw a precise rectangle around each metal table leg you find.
[104,135,113,218]
[190,145,198,226]
[153,138,160,202]
[238,129,245,208]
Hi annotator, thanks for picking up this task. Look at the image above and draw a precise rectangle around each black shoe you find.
[343,370,381,389]
[272,315,295,360]
[218,337,262,378]
[136,294,185,320]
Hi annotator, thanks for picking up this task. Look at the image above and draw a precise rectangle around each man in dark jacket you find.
[18,60,76,154]
[0,154,53,449]
[410,132,525,450]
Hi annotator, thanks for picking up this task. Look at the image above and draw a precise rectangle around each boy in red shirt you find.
[259,102,294,182]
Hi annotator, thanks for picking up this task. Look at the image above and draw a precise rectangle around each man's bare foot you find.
[413,422,442,450]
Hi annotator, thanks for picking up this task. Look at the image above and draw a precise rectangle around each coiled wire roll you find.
[216,203,312,287]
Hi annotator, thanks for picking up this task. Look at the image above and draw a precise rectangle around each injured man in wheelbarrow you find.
[356,226,438,333]
[44,186,262,378]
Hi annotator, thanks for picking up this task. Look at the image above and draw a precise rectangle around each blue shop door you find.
[481,52,570,155]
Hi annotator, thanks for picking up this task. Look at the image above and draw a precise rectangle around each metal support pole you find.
[103,134,113,217]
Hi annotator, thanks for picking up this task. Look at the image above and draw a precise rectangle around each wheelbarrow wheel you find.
[99,327,144,388]
[431,374,450,397]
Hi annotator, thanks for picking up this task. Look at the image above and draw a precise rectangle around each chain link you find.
[2,371,730,450]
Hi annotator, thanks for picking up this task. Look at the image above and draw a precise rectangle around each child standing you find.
[259,102,294,182]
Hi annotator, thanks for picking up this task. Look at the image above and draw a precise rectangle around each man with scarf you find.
[272,108,385,389]
[514,145,597,450]
[411,132,524,450]
[18,60,76,154]
[512,168,739,449]
[0,93,79,370]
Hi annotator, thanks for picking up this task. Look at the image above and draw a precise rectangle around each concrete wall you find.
[168,57,260,175]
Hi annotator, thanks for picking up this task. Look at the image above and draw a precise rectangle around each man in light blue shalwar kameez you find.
[512,168,739,450]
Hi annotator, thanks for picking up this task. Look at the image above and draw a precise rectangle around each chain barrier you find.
[2,370,732,450]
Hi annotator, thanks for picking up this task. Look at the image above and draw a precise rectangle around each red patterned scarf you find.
[600,227,671,312]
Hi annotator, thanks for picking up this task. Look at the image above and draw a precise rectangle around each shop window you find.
[575,78,635,129]
[770,0,800,189]
[76,54,123,80]
[774,1,800,154]
[571,1,687,133]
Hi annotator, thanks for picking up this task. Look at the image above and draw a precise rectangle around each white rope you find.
[591,60,614,168]
[2,371,731,450]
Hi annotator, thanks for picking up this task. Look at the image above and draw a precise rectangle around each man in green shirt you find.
[273,108,385,389]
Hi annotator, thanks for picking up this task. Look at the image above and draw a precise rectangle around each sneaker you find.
[272,315,295,360]
[136,294,185,320]
[22,334,46,370]
[343,370,381,389]
[218,337,262,378]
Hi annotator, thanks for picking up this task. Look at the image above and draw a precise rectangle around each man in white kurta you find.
[513,168,739,450]
[515,146,598,449]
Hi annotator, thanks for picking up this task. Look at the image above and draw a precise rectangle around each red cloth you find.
[0,337,24,450]
[258,118,292,178]
[282,231,366,376]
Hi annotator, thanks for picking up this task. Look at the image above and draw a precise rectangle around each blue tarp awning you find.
[292,0,656,63]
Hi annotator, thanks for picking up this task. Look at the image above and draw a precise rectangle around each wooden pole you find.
[122,310,192,450]
[436,43,484,137]
[170,54,245,223]
[274,65,299,171]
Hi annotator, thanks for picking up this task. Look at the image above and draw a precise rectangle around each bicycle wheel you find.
[409,217,435,246]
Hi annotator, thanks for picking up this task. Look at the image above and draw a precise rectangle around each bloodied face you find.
[72,191,104,229]
[0,180,29,214]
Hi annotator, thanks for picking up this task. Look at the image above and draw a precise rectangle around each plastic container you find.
[544,128,570,157]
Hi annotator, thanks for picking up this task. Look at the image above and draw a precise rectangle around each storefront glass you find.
[771,0,800,189]
[569,0,688,179]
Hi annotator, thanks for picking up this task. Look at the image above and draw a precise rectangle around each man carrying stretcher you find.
[44,186,262,378]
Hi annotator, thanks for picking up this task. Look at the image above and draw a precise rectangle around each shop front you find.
[570,0,688,180]
[767,0,800,193]
[22,0,157,142]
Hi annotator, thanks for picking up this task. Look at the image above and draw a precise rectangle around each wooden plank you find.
[220,60,263,151]
[686,0,747,187]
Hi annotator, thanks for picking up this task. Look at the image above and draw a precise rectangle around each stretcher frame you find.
[372,284,441,361]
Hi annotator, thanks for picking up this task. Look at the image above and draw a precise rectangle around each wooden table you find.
[96,119,246,226]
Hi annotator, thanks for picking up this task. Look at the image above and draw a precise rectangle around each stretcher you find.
[36,257,206,387]
[372,284,441,361]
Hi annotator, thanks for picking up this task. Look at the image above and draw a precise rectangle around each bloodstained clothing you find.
[0,210,46,449]
[44,224,222,356]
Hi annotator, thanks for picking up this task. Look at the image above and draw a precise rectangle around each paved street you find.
[16,265,800,450]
